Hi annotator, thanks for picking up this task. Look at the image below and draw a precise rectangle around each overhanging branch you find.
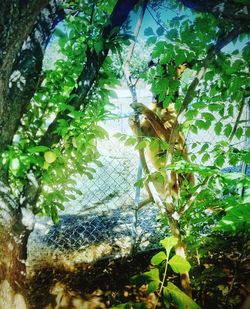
[167,27,245,164]
[179,0,250,26]
[41,0,139,147]
[164,26,245,216]
[22,0,139,210]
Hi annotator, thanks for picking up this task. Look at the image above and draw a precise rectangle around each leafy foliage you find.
[118,1,249,306]
[130,236,199,308]
[1,0,124,221]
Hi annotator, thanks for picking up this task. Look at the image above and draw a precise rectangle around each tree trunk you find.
[0,224,31,308]
[0,184,32,308]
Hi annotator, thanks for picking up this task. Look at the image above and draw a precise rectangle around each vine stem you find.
[153,252,169,309]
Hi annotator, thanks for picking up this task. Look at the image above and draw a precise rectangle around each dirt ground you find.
[26,232,250,309]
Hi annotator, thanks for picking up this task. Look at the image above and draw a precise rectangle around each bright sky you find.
[130,5,248,54]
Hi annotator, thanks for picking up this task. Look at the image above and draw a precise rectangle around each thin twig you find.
[146,7,168,32]
[167,27,245,168]
[229,99,245,142]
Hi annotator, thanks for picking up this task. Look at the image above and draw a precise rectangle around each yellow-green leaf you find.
[160,236,178,255]
[151,251,167,265]
[168,255,191,274]
[143,268,160,282]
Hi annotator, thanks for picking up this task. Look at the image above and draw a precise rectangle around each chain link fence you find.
[27,112,165,271]
[27,94,249,272]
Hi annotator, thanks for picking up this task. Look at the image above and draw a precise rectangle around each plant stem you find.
[153,253,169,309]
[229,99,245,143]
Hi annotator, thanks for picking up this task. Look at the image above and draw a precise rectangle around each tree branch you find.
[41,0,139,147]
[163,27,244,229]
[167,27,245,167]
[123,0,149,100]
[146,7,168,33]
[229,99,246,143]
[179,0,250,26]
[21,0,139,210]
[179,27,245,116]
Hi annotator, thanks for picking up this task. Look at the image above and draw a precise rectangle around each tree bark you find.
[0,182,31,308]
[0,2,63,306]
[0,227,31,309]
[0,0,64,154]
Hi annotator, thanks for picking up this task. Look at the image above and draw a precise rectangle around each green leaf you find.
[164,283,200,309]
[125,137,136,146]
[199,143,209,154]
[202,112,215,122]
[54,28,66,39]
[168,255,191,274]
[92,125,109,139]
[227,105,234,117]
[195,120,209,130]
[136,140,147,150]
[224,124,232,138]
[160,236,178,256]
[246,127,250,138]
[28,146,49,153]
[168,29,178,40]
[201,153,210,163]
[190,125,198,134]
[175,52,186,66]
[134,178,144,188]
[156,26,164,36]
[44,151,57,163]
[55,202,65,211]
[84,171,94,180]
[146,36,157,46]
[148,280,159,293]
[152,41,166,58]
[143,268,160,282]
[215,204,250,233]
[214,155,225,167]
[94,40,104,53]
[144,27,155,36]
[149,139,159,152]
[185,109,198,120]
[208,104,223,112]
[163,96,172,108]
[192,102,206,109]
[205,71,214,81]
[151,251,167,265]
[242,151,250,164]
[215,122,223,136]
[235,127,243,140]
[51,205,59,224]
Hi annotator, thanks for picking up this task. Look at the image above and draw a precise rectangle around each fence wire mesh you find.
[27,119,164,269]
[28,103,249,270]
